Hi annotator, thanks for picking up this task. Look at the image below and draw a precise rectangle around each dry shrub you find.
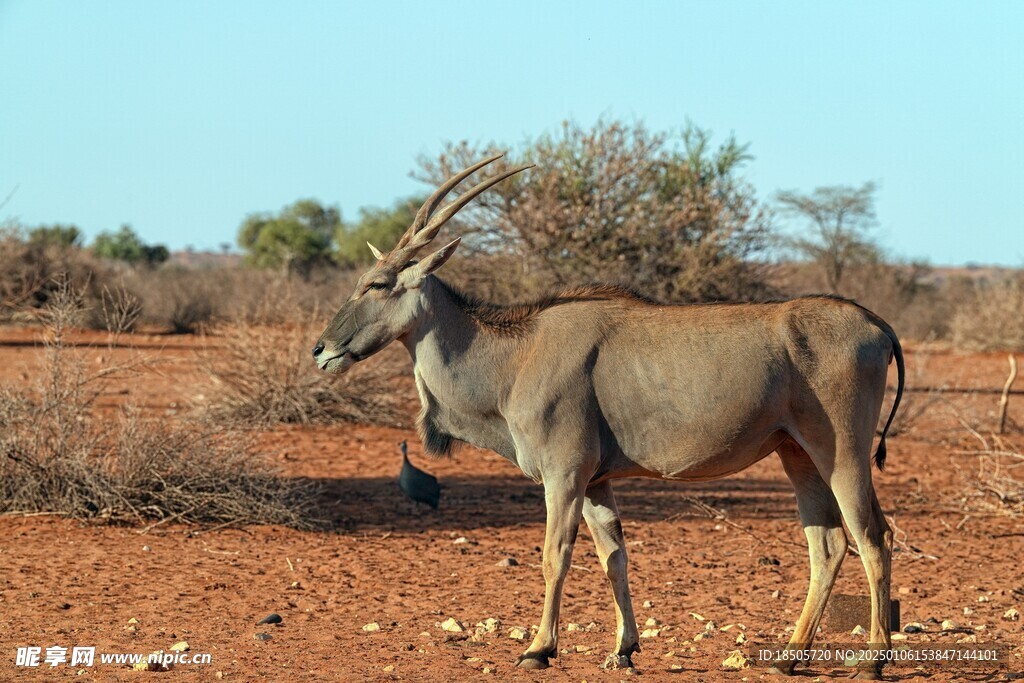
[418,120,774,304]
[198,288,410,428]
[0,282,317,527]
[125,266,359,331]
[950,275,1024,351]
[127,266,223,333]
[952,426,1024,516]
[0,227,126,328]
[963,453,1024,514]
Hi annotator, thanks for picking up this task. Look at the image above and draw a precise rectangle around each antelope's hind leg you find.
[830,470,893,680]
[768,441,849,676]
[582,481,640,671]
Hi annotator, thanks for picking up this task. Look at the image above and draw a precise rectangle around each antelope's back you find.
[547,296,893,480]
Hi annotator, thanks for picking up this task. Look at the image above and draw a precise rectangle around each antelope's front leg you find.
[516,480,586,669]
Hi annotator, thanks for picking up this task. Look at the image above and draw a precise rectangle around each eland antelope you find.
[313,155,905,678]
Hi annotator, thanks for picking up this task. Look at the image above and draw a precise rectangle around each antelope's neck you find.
[398,278,521,459]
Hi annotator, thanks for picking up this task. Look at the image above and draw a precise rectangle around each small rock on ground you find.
[722,650,752,669]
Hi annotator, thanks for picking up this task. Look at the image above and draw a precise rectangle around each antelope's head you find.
[313,154,530,374]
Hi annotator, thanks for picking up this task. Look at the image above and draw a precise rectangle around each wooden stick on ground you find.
[998,354,1018,434]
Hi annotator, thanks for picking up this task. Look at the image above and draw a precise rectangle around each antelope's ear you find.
[409,238,461,282]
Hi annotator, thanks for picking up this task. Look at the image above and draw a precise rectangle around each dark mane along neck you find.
[432,277,657,336]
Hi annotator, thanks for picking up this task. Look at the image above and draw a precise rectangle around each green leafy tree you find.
[237,199,339,275]
[776,182,881,295]
[28,224,82,249]
[92,225,169,266]
[417,119,773,303]
[333,197,420,267]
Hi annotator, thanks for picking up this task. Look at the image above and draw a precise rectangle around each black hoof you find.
[767,666,796,676]
[516,652,551,669]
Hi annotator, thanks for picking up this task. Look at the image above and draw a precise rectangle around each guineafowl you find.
[397,440,440,508]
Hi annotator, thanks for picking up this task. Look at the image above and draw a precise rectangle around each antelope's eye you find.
[367,281,388,291]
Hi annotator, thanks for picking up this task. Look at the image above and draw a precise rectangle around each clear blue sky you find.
[2,1,1022,265]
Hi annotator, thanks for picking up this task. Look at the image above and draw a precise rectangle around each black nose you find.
[312,342,325,358]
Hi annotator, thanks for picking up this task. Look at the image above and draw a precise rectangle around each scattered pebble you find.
[640,628,660,638]
[721,650,752,670]
[904,622,924,633]
[1004,608,1020,622]
[941,619,958,631]
[142,545,151,552]
[771,590,782,599]
[441,617,464,633]
[257,613,282,625]
[133,651,171,672]
[476,618,501,633]
[508,626,529,640]
[851,625,867,635]
[362,622,381,633]
[643,600,654,609]
[254,633,272,641]
[566,622,584,632]
[452,537,469,545]
[735,632,746,644]
[644,617,660,627]
[689,612,706,621]
[495,557,518,567]
[169,641,189,653]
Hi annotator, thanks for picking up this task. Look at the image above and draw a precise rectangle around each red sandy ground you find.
[0,328,1022,682]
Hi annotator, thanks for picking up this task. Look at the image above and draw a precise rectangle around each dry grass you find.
[0,282,318,528]
[951,415,1024,516]
[197,288,411,429]
[950,275,1024,351]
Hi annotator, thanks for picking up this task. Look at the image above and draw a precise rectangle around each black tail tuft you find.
[873,437,887,471]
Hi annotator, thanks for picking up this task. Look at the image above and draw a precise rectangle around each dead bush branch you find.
[0,279,319,528]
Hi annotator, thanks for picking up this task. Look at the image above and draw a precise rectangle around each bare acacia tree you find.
[776,182,881,295]
[416,119,773,303]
